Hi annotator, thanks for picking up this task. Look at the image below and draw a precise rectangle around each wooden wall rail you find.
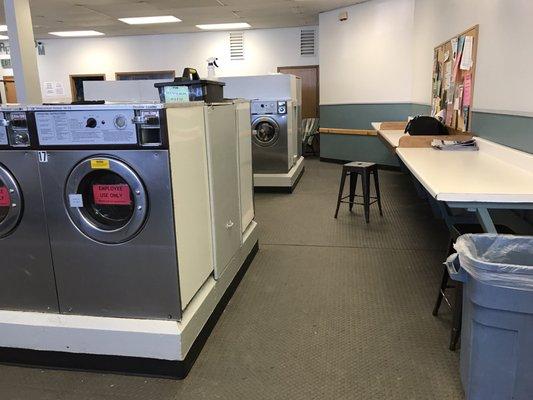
[319,128,377,136]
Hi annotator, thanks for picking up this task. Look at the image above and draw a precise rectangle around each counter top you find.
[396,138,533,204]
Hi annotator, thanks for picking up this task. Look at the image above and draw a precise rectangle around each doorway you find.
[3,76,17,103]
[277,65,319,118]
[70,74,106,102]
[278,65,320,155]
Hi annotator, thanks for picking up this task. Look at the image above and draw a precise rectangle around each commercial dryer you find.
[0,106,58,313]
[32,103,231,320]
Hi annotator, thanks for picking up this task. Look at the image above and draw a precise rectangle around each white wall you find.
[34,26,318,103]
[412,0,533,114]
[319,0,415,105]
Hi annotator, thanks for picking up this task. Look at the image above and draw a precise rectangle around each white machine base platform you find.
[0,222,259,379]
[254,156,305,193]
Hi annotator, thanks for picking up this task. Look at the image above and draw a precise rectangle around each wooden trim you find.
[398,134,474,148]
[69,73,106,101]
[277,65,319,70]
[115,70,176,80]
[320,128,377,137]
[380,121,407,130]
[436,24,479,48]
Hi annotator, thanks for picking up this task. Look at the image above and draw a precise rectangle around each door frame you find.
[69,73,107,101]
[3,75,17,103]
[277,65,320,117]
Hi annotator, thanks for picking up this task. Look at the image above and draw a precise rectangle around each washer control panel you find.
[35,109,138,146]
[0,111,31,148]
[251,100,288,115]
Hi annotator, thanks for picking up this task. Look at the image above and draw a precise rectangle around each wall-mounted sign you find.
[0,42,10,55]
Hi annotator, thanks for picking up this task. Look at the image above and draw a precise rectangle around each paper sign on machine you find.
[93,184,132,206]
[0,187,11,207]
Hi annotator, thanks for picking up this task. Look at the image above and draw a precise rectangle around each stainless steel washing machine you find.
[32,104,184,320]
[0,106,58,313]
[251,100,292,173]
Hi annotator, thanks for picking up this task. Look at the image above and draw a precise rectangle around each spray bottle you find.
[207,57,219,81]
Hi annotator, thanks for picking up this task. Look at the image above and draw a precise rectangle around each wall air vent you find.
[229,32,245,61]
[300,29,316,56]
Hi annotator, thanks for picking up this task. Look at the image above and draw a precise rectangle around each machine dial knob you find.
[86,118,97,128]
[11,131,30,147]
[114,115,127,129]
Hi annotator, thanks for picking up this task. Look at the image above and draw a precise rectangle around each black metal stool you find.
[433,223,514,351]
[334,161,383,222]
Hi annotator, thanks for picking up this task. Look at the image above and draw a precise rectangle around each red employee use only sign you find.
[0,186,10,207]
[92,184,132,206]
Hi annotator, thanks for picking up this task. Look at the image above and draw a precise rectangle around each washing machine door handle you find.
[0,163,23,238]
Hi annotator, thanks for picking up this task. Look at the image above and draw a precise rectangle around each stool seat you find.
[344,161,375,169]
[334,161,383,222]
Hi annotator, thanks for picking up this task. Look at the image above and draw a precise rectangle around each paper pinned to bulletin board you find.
[430,25,479,132]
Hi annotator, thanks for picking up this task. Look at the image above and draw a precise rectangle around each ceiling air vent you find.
[229,32,245,61]
[300,29,316,56]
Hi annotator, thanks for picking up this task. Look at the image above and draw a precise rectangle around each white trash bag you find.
[450,234,533,291]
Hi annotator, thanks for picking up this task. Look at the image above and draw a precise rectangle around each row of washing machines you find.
[0,101,258,376]
[82,73,306,192]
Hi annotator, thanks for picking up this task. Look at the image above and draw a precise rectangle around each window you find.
[70,74,106,102]
[115,71,175,81]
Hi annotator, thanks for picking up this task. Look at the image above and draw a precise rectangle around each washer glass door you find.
[0,163,23,238]
[65,157,148,244]
[252,117,280,147]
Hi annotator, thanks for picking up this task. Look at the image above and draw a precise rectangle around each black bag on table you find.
[404,116,448,136]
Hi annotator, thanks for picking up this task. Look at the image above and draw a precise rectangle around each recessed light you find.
[0,25,7,32]
[49,30,105,37]
[0,35,8,40]
[118,16,181,25]
[196,22,251,30]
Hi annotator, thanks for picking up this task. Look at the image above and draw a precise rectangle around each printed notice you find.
[460,36,474,70]
[443,61,452,90]
[0,112,7,145]
[463,73,473,107]
[90,159,110,170]
[0,187,10,207]
[163,86,190,103]
[93,184,132,206]
[68,194,84,208]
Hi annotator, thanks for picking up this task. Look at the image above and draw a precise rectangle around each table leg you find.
[475,207,497,233]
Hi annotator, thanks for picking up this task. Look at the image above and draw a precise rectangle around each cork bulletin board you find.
[431,25,479,132]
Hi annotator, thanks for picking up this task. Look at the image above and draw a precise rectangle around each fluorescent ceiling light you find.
[49,30,105,37]
[118,16,181,25]
[0,35,8,40]
[0,25,7,32]
[196,22,251,30]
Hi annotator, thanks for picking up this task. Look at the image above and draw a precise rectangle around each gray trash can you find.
[446,234,533,400]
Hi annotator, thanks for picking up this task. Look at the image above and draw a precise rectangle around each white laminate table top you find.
[396,143,533,204]
[372,122,406,149]
[379,130,407,148]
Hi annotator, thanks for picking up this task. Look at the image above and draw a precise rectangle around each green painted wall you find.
[320,103,417,166]
[472,112,533,153]
[320,103,533,165]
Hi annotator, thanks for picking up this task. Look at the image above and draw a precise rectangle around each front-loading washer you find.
[32,103,215,320]
[0,106,59,313]
[251,100,294,173]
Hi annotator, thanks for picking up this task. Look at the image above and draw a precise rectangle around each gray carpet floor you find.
[0,158,465,399]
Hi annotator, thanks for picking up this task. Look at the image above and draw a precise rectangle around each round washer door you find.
[252,117,280,147]
[0,163,23,238]
[65,157,148,244]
